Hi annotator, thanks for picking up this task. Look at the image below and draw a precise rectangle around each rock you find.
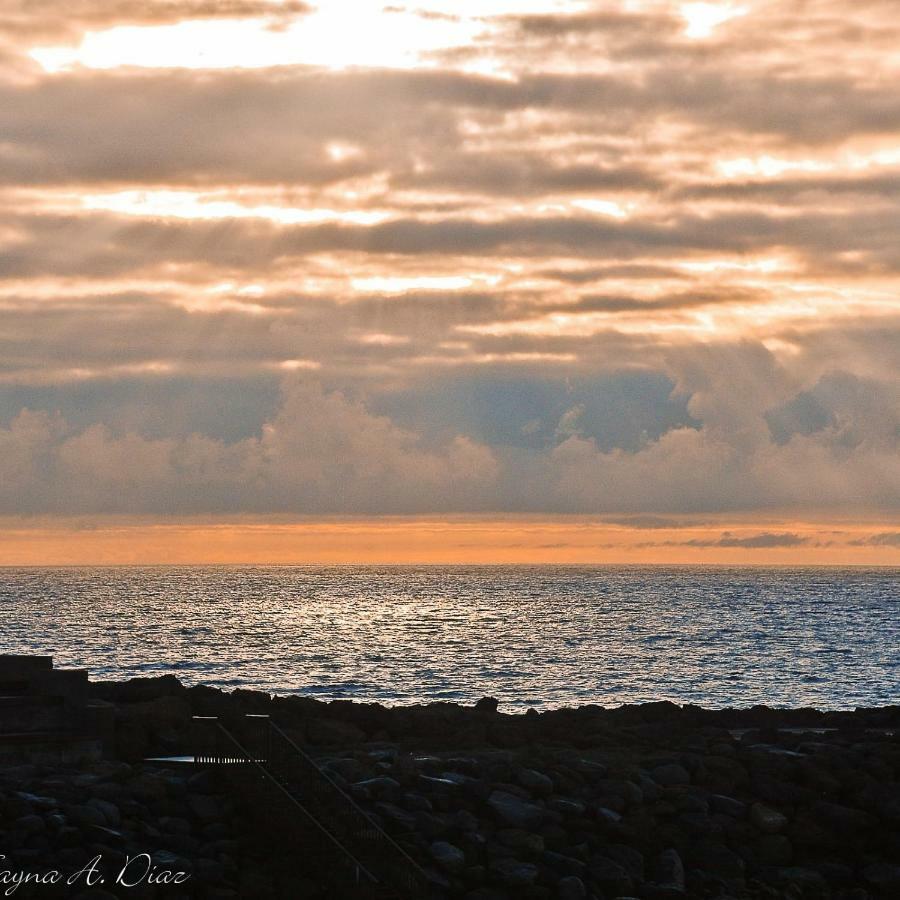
[92,781,127,803]
[402,791,433,812]
[652,763,691,786]
[194,856,226,883]
[750,802,788,833]
[588,856,633,894]
[415,810,452,839]
[862,863,900,892]
[757,833,792,866]
[14,792,58,810]
[451,809,477,833]
[203,819,231,841]
[813,800,874,835]
[654,848,685,892]
[709,794,746,818]
[307,717,366,745]
[87,797,121,827]
[13,814,45,836]
[516,768,554,797]
[638,771,662,801]
[465,889,506,900]
[489,857,539,888]
[352,776,401,799]
[604,843,644,880]
[542,851,586,877]
[487,790,544,829]
[576,759,608,779]
[439,771,487,799]
[327,756,365,782]
[689,840,745,881]
[558,875,587,900]
[160,815,193,835]
[373,802,417,831]
[189,793,225,823]
[547,797,587,816]
[67,803,107,828]
[595,805,623,828]
[430,840,467,873]
[498,828,545,855]
[187,770,219,794]
[129,772,170,802]
[475,697,499,713]
[771,866,828,892]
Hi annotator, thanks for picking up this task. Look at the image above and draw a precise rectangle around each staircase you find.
[192,714,430,898]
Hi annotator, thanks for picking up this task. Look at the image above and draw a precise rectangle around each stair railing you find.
[191,715,379,887]
[192,714,430,898]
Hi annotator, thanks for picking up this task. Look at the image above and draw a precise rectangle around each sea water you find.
[1,566,897,710]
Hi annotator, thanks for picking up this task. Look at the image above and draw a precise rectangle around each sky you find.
[0,0,898,564]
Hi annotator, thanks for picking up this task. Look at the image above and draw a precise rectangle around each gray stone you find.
[487,790,544,830]
[415,810,452,839]
[862,863,900,892]
[189,793,224,823]
[547,796,587,816]
[638,771,662,801]
[757,833,792,866]
[542,850,586,877]
[130,772,170,802]
[596,805,623,827]
[558,875,587,900]
[813,801,874,834]
[13,814,45,836]
[373,801,416,831]
[750,802,788,833]
[588,856,633,894]
[605,843,645,880]
[352,776,400,798]
[67,803,106,828]
[489,857,539,888]
[498,828,545,854]
[160,815,192,835]
[402,791,433,812]
[655,848,685,891]
[516,768,554,797]
[187,770,218,794]
[430,840,467,873]
[690,841,745,881]
[652,764,691,786]
[455,809,480,832]
[87,797,121,827]
[773,867,827,891]
[14,792,58,810]
[709,794,746,818]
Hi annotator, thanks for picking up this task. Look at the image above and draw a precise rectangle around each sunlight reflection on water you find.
[1,566,897,709]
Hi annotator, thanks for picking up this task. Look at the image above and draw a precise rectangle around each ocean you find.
[1,566,897,710]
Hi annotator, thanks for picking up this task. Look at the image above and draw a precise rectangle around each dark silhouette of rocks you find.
[1,672,898,898]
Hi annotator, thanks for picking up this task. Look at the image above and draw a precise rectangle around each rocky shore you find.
[1,676,898,899]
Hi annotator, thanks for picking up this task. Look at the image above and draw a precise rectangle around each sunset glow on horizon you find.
[1,0,898,564]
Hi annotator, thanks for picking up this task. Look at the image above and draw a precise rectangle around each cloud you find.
[0,380,499,515]
[705,532,809,548]
[849,532,900,547]
[0,1,898,530]
[1,1,311,44]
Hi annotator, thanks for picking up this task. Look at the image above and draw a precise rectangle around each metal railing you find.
[192,715,429,898]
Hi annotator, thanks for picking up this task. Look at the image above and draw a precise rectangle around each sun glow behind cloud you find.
[82,190,392,225]
[679,2,746,39]
[30,5,486,72]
